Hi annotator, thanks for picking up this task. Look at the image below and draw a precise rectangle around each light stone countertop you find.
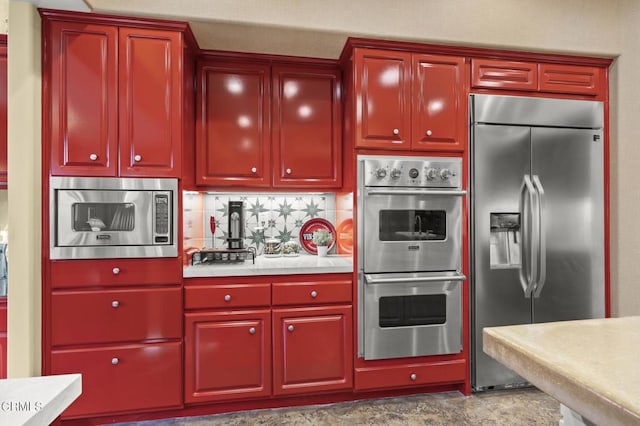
[483,316,640,426]
[0,373,81,426]
[184,253,353,278]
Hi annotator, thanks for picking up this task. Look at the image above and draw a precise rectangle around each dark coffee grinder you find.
[227,201,245,249]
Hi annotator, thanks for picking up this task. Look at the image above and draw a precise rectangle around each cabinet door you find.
[196,61,271,187]
[412,54,465,151]
[471,58,537,91]
[51,342,182,418]
[0,40,6,187]
[354,49,411,150]
[273,305,352,396]
[538,63,603,96]
[184,310,271,403]
[49,21,118,176]
[272,65,342,188]
[119,28,182,177]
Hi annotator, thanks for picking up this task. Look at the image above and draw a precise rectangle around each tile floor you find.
[117,387,560,425]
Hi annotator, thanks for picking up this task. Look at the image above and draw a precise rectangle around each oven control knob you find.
[390,168,401,179]
[440,168,452,180]
[426,168,437,180]
[375,168,387,179]
[409,168,419,179]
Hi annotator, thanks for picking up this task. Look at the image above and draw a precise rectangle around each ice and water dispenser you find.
[489,213,521,268]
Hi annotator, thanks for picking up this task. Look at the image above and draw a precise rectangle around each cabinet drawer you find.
[471,59,537,91]
[538,63,602,95]
[50,258,181,289]
[51,341,182,418]
[272,280,351,306]
[354,359,466,391]
[184,283,271,310]
[51,287,181,346]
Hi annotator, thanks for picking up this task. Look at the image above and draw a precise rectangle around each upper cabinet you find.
[44,14,189,177]
[0,36,6,188]
[195,58,342,189]
[352,48,465,152]
[471,58,604,97]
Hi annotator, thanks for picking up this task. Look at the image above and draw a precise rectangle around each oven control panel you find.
[360,156,462,188]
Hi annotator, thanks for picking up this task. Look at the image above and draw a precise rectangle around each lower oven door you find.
[361,271,464,360]
[362,188,464,273]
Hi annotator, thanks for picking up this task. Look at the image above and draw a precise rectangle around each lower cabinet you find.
[50,341,182,418]
[354,359,467,391]
[184,309,271,403]
[183,276,353,404]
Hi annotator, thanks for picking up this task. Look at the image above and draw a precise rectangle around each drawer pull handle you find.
[249,327,256,335]
[393,128,399,135]
[251,167,257,173]
[89,153,98,161]
[286,168,292,175]
[310,290,318,298]
[426,129,433,136]
[112,267,120,275]
[287,325,294,332]
[410,373,417,381]
[111,357,119,365]
[224,294,232,302]
[111,300,119,308]
[134,154,142,162]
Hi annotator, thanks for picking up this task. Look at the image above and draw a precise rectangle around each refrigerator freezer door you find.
[472,124,532,389]
[531,128,605,322]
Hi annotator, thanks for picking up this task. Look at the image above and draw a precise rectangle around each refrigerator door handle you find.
[519,175,537,297]
[532,175,547,297]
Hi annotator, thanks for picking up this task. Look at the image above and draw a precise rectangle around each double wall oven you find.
[357,155,466,360]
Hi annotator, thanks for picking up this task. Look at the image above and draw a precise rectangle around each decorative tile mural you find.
[183,192,353,255]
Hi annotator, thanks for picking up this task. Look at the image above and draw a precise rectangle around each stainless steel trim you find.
[364,272,466,284]
[532,175,547,298]
[519,175,536,297]
[365,189,467,196]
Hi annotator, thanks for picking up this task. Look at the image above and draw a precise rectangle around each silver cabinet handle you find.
[134,154,142,162]
[111,300,119,308]
[249,327,256,335]
[224,294,231,302]
[532,175,547,298]
[89,153,98,161]
[410,373,417,381]
[365,272,466,285]
[425,130,432,136]
[111,357,119,365]
[112,267,120,275]
[310,290,318,298]
[286,168,292,175]
[251,167,257,173]
[392,128,399,135]
[366,189,466,197]
[287,325,294,332]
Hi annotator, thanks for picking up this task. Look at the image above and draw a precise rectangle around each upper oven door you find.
[363,188,464,273]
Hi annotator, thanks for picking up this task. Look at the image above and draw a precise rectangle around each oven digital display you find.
[378,210,446,241]
[379,294,447,327]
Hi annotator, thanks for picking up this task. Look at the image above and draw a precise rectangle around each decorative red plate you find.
[299,218,337,254]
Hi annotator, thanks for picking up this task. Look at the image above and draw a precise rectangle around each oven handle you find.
[364,273,466,284]
[365,189,467,196]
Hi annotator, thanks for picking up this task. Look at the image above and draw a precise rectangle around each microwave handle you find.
[364,273,466,285]
[365,189,467,196]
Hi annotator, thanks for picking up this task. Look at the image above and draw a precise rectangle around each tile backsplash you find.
[184,192,353,255]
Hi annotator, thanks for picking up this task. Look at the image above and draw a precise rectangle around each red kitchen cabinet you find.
[0,299,6,379]
[471,58,538,91]
[538,63,603,96]
[272,305,353,396]
[184,310,271,403]
[412,54,465,151]
[0,36,7,188]
[272,65,342,187]
[354,359,467,391]
[50,341,182,418]
[354,49,412,150]
[46,17,184,177]
[196,61,271,187]
[353,49,464,152]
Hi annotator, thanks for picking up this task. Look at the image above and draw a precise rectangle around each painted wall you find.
[7,0,640,377]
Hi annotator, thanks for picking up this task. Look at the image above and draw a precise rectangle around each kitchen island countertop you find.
[184,253,353,278]
[483,316,640,426]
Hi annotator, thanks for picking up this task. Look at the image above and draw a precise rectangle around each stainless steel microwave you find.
[49,177,178,259]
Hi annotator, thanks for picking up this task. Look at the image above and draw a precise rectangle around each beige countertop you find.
[483,316,640,426]
[183,253,353,278]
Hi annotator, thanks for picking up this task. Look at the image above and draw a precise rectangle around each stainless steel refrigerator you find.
[470,94,605,391]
